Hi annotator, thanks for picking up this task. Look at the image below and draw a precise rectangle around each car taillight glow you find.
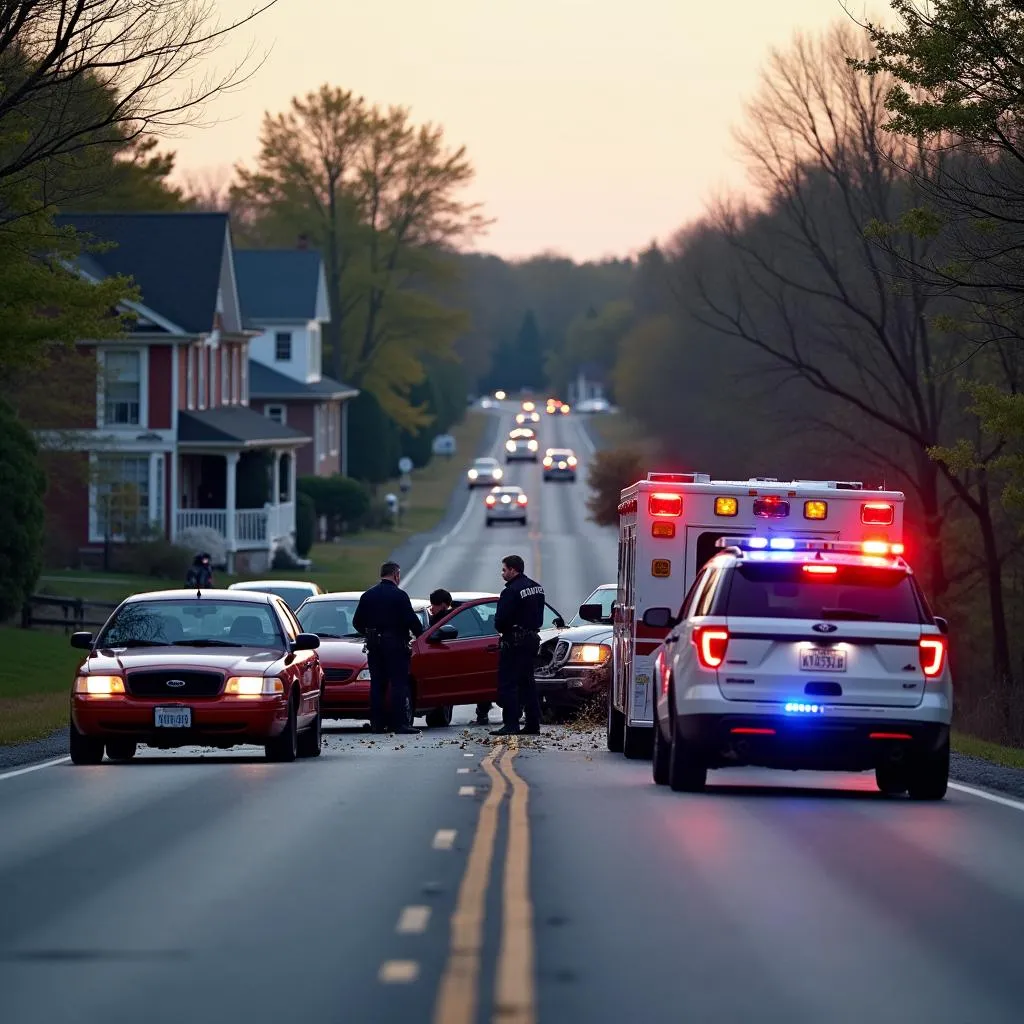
[505,441,515,451]
[862,540,904,556]
[753,496,790,518]
[804,500,828,520]
[486,496,496,505]
[715,497,738,516]
[656,649,670,695]
[543,457,553,466]
[919,636,946,677]
[802,564,838,575]
[649,492,682,516]
[74,675,124,696]
[692,627,728,669]
[567,456,577,466]
[862,502,894,525]
[517,495,528,505]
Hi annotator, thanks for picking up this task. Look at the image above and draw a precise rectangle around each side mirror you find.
[70,632,94,650]
[292,632,321,651]
[933,615,949,635]
[577,603,604,623]
[642,607,676,629]
[429,625,459,643]
[553,616,566,629]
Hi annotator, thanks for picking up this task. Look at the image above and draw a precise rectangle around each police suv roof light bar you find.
[714,536,905,556]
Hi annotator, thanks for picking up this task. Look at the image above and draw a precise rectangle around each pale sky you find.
[169,0,875,262]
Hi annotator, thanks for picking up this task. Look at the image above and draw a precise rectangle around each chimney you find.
[297,234,309,250]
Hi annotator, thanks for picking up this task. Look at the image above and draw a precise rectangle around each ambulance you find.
[609,472,905,758]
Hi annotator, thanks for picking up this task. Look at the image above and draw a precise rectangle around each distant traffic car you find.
[68,589,324,764]
[521,400,536,412]
[576,397,610,413]
[485,486,529,526]
[227,579,323,611]
[536,583,615,720]
[543,448,578,481]
[516,411,540,424]
[298,594,567,728]
[467,457,504,488]
[506,431,539,461]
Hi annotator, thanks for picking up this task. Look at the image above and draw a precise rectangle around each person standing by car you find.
[353,562,424,735]
[428,588,453,625]
[492,553,545,736]
[185,552,213,589]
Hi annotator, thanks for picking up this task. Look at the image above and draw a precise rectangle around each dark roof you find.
[234,249,324,323]
[177,407,311,447]
[55,212,229,334]
[248,360,357,400]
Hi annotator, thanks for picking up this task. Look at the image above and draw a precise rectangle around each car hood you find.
[553,624,613,644]
[83,647,285,675]
[315,638,367,668]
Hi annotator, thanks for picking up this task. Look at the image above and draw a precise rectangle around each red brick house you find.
[46,212,313,572]
[234,249,358,477]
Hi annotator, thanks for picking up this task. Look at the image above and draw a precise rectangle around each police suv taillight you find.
[919,636,947,678]
[692,627,728,669]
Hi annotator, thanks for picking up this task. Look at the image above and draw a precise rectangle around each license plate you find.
[800,648,846,672]
[154,706,192,728]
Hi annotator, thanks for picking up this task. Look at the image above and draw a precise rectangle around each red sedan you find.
[68,589,324,764]
[296,591,568,727]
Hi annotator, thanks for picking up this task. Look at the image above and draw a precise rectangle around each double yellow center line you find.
[433,743,536,1024]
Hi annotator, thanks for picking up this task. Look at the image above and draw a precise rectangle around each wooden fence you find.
[21,594,119,632]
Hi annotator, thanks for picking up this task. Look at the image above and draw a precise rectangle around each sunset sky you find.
[172,0,882,262]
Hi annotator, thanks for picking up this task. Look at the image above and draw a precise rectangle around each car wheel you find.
[424,705,454,728]
[297,703,322,757]
[606,689,624,752]
[907,735,949,800]
[652,715,670,785]
[105,740,137,761]
[875,762,908,796]
[265,692,299,762]
[667,715,706,792]
[69,723,104,765]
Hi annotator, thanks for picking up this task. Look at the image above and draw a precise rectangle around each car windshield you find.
[722,563,925,622]
[297,599,360,638]
[235,585,311,610]
[474,460,496,469]
[97,600,285,648]
[570,586,615,625]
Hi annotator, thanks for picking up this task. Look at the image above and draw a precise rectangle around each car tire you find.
[907,735,949,800]
[265,692,299,762]
[623,721,653,759]
[105,740,137,761]
[425,705,454,728]
[69,723,104,765]
[297,704,322,757]
[667,716,706,792]
[652,716,670,785]
[606,689,625,752]
[875,762,909,796]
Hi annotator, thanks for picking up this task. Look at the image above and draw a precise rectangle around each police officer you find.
[353,561,424,734]
[492,553,545,736]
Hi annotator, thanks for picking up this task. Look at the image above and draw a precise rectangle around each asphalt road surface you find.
[3,406,1024,1023]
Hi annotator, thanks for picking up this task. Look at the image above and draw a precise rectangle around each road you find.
[3,406,1024,1023]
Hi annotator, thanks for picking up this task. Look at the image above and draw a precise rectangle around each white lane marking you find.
[379,960,419,983]
[575,417,597,454]
[949,781,1024,813]
[459,786,476,796]
[396,906,431,934]
[433,829,457,850]
[0,756,70,782]
[457,768,470,774]
[464,753,474,757]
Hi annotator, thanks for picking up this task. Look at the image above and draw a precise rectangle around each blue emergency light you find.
[784,702,824,714]
[715,537,905,556]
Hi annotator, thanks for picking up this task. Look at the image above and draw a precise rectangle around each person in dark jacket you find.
[353,561,424,734]
[185,552,213,589]
[427,589,453,625]
[492,553,545,736]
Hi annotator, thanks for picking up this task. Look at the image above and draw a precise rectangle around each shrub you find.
[585,446,647,525]
[297,475,372,536]
[362,498,396,530]
[116,540,193,579]
[295,492,316,556]
[176,526,228,567]
[272,543,304,570]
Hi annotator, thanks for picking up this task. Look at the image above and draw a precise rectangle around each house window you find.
[103,350,141,425]
[265,404,286,424]
[275,332,292,361]
[186,346,195,409]
[95,455,150,539]
[197,345,206,409]
[221,345,230,404]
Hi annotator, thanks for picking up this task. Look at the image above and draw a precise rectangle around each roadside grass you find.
[4,412,487,746]
[952,730,1024,770]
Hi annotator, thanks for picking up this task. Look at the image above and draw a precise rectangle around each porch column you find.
[272,449,282,506]
[225,451,239,570]
[170,452,179,541]
[340,401,349,477]
[289,448,297,503]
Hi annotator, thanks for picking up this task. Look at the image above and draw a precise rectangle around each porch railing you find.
[175,502,295,550]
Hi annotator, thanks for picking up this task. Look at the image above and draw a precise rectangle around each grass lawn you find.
[2,411,487,745]
[951,730,1024,770]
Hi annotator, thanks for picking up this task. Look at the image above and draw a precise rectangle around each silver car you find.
[505,431,539,462]
[227,579,324,611]
[485,486,529,526]
[466,457,504,488]
[542,447,578,481]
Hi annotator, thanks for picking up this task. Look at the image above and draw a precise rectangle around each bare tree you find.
[0,0,277,217]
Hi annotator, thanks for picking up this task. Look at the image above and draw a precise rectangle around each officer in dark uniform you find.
[492,553,545,736]
[353,561,424,734]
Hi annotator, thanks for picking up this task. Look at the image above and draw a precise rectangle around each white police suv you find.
[648,537,951,799]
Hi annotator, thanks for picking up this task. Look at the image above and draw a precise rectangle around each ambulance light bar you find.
[646,472,711,483]
[715,537,905,556]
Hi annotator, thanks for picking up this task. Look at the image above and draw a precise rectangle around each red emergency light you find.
[753,496,790,519]
[861,502,894,525]
[649,492,682,517]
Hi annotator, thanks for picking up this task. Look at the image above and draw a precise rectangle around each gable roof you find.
[248,360,358,401]
[234,249,326,324]
[56,212,231,334]
[177,407,311,447]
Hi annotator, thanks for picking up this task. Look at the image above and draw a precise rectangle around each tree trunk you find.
[916,454,948,601]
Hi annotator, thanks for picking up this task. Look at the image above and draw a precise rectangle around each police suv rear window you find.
[721,564,925,623]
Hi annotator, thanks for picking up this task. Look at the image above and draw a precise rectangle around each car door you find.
[411,600,500,703]
[274,597,319,724]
